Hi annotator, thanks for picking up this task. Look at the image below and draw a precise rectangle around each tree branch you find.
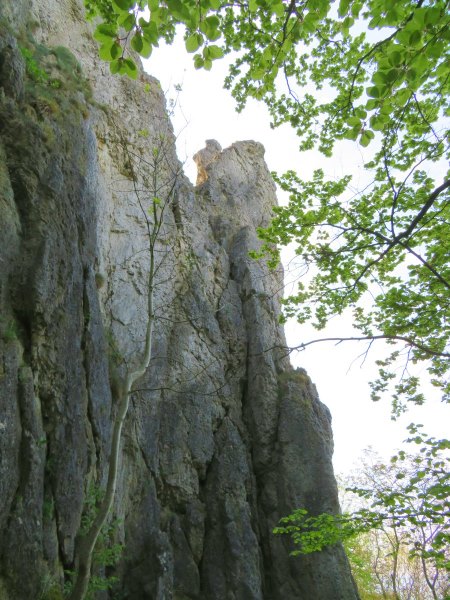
[263,335,450,359]
[395,179,450,245]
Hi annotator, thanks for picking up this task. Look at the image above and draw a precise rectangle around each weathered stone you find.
[193,139,222,185]
[0,34,25,101]
[0,2,359,599]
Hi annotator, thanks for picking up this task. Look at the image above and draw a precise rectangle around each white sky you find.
[143,39,449,475]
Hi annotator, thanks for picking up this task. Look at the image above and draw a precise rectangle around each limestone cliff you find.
[0,1,359,598]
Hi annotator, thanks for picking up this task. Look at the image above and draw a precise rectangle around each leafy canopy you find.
[85,0,450,413]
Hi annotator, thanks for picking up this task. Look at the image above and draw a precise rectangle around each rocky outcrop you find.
[0,1,359,599]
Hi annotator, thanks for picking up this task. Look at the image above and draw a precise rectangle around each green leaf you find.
[185,33,203,53]
[365,99,378,110]
[205,28,221,42]
[141,20,159,44]
[207,44,223,60]
[149,6,163,25]
[411,53,428,73]
[387,50,403,67]
[409,30,422,47]
[270,1,285,17]
[99,42,113,61]
[99,41,121,61]
[110,59,121,74]
[338,0,350,17]
[347,116,361,127]
[425,41,444,59]
[166,0,193,24]
[367,85,382,98]
[351,2,362,18]
[343,127,360,141]
[140,37,152,58]
[355,107,367,119]
[112,0,134,13]
[260,46,273,67]
[369,114,387,131]
[205,15,220,30]
[110,41,122,60]
[384,68,399,83]
[117,12,135,31]
[368,16,381,29]
[121,58,138,79]
[303,13,319,34]
[406,68,418,83]
[372,70,387,85]
[341,16,354,34]
[202,15,221,41]
[425,7,441,25]
[131,33,143,53]
[94,24,117,42]
[249,68,265,80]
[193,54,204,69]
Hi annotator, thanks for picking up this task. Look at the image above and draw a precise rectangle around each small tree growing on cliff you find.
[67,122,183,600]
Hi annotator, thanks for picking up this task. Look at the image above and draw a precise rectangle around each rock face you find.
[0,2,359,599]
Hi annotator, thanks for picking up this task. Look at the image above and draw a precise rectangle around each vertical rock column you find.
[188,140,359,599]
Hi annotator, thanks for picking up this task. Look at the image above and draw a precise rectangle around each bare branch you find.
[258,335,450,360]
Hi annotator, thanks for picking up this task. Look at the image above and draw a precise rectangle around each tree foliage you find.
[345,528,448,600]
[84,0,450,412]
[275,429,450,599]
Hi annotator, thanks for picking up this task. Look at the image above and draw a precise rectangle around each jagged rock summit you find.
[0,1,359,598]
[193,139,222,185]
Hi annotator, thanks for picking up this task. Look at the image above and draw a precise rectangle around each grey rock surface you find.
[0,1,359,598]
